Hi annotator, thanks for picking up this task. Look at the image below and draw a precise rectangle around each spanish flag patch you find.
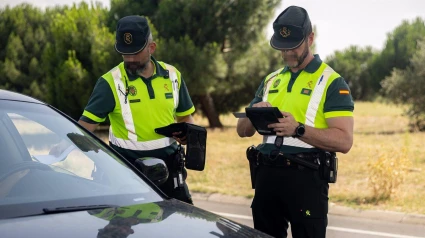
[339,89,349,95]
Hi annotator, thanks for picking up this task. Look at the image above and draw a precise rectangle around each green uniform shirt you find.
[80,57,195,160]
[249,55,354,154]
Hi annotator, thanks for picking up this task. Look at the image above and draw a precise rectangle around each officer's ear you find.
[148,41,156,55]
[307,32,314,48]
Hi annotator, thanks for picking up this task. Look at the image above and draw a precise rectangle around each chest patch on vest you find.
[130,99,141,103]
[300,88,312,96]
[164,84,170,91]
[269,89,279,94]
[165,92,173,99]
[273,79,281,88]
[128,85,137,96]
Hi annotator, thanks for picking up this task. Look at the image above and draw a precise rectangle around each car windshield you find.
[0,100,162,218]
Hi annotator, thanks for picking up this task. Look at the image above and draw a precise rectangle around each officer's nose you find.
[281,49,293,54]
[122,55,137,62]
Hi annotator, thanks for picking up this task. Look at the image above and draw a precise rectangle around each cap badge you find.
[280,27,291,38]
[124,33,132,44]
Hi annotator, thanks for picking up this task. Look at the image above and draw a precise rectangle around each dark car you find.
[0,90,270,238]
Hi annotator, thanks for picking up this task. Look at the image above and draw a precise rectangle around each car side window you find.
[8,113,95,180]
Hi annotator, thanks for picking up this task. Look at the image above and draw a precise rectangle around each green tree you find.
[0,4,51,100]
[107,0,160,31]
[381,38,425,131]
[368,17,425,95]
[326,45,377,100]
[210,39,281,115]
[42,2,120,119]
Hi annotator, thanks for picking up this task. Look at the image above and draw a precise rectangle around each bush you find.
[367,146,411,201]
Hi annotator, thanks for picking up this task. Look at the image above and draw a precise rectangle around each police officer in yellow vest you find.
[78,15,196,204]
[237,6,354,238]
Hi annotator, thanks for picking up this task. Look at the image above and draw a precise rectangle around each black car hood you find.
[0,199,270,238]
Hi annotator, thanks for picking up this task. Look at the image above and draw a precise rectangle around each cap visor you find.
[270,34,304,50]
[115,42,146,55]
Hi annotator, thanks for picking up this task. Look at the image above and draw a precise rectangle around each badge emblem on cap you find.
[280,27,291,38]
[124,33,132,44]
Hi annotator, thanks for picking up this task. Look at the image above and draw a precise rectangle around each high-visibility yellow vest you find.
[101,62,181,151]
[261,62,349,150]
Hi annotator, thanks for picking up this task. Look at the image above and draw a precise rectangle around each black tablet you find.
[185,124,207,171]
[155,123,207,171]
[154,122,187,138]
[245,107,283,135]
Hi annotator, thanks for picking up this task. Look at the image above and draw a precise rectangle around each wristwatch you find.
[293,122,305,138]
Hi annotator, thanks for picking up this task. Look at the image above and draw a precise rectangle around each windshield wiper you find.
[42,204,117,214]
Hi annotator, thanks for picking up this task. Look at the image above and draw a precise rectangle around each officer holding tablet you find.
[236,6,354,238]
[78,15,196,204]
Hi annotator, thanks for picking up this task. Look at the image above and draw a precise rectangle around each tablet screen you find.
[245,107,283,135]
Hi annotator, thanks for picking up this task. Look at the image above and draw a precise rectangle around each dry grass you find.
[187,102,425,214]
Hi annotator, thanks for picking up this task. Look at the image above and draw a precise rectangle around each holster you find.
[319,152,338,183]
[172,146,186,190]
[246,146,259,189]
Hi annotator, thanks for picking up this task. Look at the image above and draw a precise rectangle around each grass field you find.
[186,102,425,214]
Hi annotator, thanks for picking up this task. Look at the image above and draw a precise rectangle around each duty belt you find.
[247,147,320,169]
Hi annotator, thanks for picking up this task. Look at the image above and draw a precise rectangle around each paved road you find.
[193,199,425,238]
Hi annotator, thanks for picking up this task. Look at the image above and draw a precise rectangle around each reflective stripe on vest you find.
[109,67,176,151]
[109,129,175,151]
[164,63,179,110]
[262,66,334,149]
[305,67,334,127]
[111,67,137,141]
[262,70,280,102]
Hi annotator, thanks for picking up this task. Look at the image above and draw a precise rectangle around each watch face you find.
[297,125,305,136]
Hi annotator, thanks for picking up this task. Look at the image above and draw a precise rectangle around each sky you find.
[1,0,425,59]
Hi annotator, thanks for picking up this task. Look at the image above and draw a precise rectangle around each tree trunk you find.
[199,93,223,128]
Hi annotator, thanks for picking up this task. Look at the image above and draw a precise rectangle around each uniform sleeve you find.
[80,77,115,123]
[175,76,195,116]
[248,79,265,107]
[323,77,354,118]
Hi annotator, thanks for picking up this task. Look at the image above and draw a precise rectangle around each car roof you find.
[0,89,45,104]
